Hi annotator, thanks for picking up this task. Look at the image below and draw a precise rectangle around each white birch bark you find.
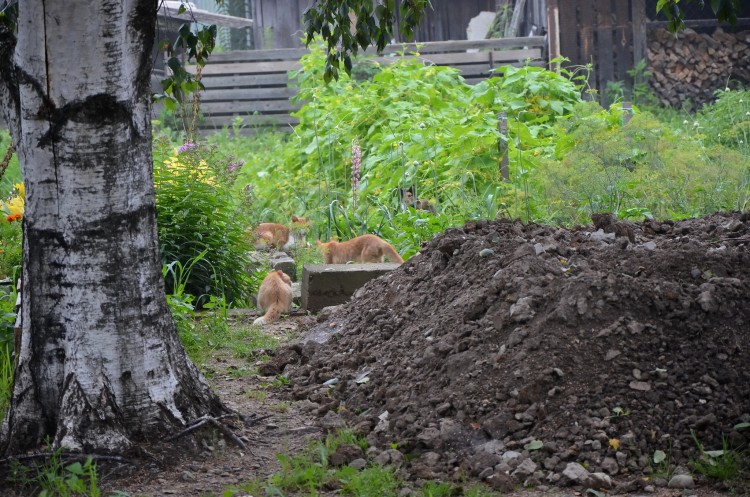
[0,0,226,454]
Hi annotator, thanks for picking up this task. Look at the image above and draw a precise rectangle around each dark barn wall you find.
[248,0,508,49]
[554,0,641,102]
[250,0,314,49]
[394,0,497,42]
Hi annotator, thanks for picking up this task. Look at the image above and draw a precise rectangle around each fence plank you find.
[200,73,294,88]
[201,100,301,114]
[597,2,615,89]
[200,87,298,101]
[196,60,301,75]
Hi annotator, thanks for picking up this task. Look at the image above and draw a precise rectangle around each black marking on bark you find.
[131,0,157,102]
[38,94,133,148]
[0,21,21,134]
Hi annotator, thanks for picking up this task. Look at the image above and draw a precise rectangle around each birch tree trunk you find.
[0,0,227,454]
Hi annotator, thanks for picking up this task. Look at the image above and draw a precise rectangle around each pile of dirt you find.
[272,212,750,492]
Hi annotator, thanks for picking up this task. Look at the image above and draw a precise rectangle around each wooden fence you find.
[177,36,547,134]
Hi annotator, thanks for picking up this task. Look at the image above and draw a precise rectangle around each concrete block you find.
[270,251,297,281]
[301,263,400,312]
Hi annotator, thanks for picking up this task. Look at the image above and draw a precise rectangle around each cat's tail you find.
[382,243,404,264]
[253,304,283,326]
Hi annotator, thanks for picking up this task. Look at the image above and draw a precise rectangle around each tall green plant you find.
[153,138,253,305]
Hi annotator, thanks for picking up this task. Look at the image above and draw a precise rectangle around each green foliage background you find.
[214,47,749,256]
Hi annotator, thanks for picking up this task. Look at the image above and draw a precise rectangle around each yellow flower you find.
[5,196,24,215]
[609,438,621,450]
[14,183,24,198]
[533,150,540,156]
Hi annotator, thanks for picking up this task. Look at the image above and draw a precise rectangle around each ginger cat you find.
[253,270,293,326]
[252,215,310,250]
[399,186,436,214]
[317,234,403,264]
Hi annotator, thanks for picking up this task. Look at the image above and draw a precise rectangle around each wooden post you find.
[622,101,633,125]
[498,112,509,181]
[631,0,647,67]
[546,0,561,72]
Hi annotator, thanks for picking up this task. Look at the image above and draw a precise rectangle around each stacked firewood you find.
[648,27,750,108]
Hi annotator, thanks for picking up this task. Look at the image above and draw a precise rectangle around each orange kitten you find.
[252,215,310,250]
[316,234,403,264]
[399,187,436,214]
[253,270,293,326]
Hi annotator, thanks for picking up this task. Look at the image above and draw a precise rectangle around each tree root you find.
[165,414,248,451]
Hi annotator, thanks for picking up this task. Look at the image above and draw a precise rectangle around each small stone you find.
[668,473,695,489]
[629,380,651,391]
[509,297,535,322]
[590,472,613,489]
[511,458,537,479]
[590,229,616,243]
[479,248,495,257]
[478,467,495,479]
[502,450,522,461]
[642,241,657,251]
[421,451,441,467]
[543,455,560,470]
[320,410,346,430]
[349,458,367,470]
[436,402,452,415]
[329,443,364,467]
[487,471,515,492]
[560,462,591,486]
[605,349,621,361]
[600,456,619,475]
[399,488,414,497]
[180,471,197,482]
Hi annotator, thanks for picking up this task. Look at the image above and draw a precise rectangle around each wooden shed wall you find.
[394,0,497,42]
[549,0,644,102]
[248,0,517,49]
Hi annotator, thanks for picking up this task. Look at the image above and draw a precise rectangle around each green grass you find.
[222,428,503,497]
[689,431,745,481]
[179,317,285,368]
[0,345,14,423]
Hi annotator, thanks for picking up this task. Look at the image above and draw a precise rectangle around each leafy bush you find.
[153,137,254,305]
[230,45,585,251]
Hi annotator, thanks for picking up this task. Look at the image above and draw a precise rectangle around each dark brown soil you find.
[273,212,750,494]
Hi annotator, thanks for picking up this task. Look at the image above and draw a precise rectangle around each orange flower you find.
[5,213,22,222]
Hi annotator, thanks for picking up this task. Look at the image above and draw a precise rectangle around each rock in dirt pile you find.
[273,212,750,491]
